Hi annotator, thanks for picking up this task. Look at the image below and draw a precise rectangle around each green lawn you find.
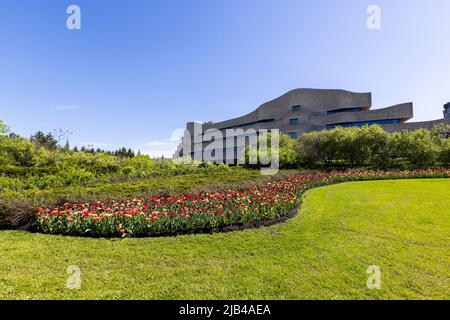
[0,179,449,300]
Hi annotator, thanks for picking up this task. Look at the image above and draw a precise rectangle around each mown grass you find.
[0,179,448,299]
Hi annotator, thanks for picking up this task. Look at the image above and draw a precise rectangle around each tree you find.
[390,129,440,166]
[306,129,343,167]
[242,131,281,168]
[338,125,389,167]
[8,132,20,139]
[294,126,392,168]
[431,123,450,139]
[0,120,8,135]
[52,128,73,145]
[64,139,70,151]
[439,139,450,166]
[278,134,300,168]
[30,131,59,150]
[0,120,13,165]
[3,137,36,166]
[114,147,135,158]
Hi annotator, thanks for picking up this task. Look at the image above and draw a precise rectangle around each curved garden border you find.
[34,169,450,238]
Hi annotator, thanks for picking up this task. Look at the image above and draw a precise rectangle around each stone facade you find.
[176,89,449,160]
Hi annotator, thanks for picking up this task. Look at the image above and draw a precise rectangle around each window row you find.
[325,119,400,129]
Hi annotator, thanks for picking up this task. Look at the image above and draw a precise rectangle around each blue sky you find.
[1,0,450,157]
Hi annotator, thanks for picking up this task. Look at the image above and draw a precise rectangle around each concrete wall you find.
[382,118,450,132]
[187,89,414,137]
[177,88,447,159]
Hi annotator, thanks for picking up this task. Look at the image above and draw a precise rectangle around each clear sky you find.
[1,0,450,157]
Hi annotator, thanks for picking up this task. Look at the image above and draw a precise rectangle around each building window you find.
[288,132,298,140]
[327,107,362,115]
[220,118,275,130]
[292,105,301,112]
[325,119,401,130]
[290,118,299,125]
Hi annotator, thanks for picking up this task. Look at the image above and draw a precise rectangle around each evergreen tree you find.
[30,131,59,150]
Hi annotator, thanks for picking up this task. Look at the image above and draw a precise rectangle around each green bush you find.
[292,125,448,168]
[339,126,390,167]
[0,166,57,177]
[294,130,342,167]
[0,137,35,166]
[0,120,8,135]
[277,134,300,168]
[439,139,450,165]
[294,131,321,166]
[389,129,440,167]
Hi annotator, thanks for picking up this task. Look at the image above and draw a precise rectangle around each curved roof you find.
[202,88,372,130]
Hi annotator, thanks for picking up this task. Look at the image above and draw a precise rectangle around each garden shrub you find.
[291,125,448,168]
[0,166,57,177]
[340,126,390,167]
[294,131,322,166]
[294,130,343,167]
[439,139,450,165]
[389,129,440,167]
[0,137,36,167]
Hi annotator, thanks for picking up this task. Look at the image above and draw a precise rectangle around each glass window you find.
[290,118,299,125]
[325,119,401,129]
[288,132,298,140]
[292,105,301,112]
[327,107,362,114]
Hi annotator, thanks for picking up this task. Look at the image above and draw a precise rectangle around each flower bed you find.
[36,168,450,237]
